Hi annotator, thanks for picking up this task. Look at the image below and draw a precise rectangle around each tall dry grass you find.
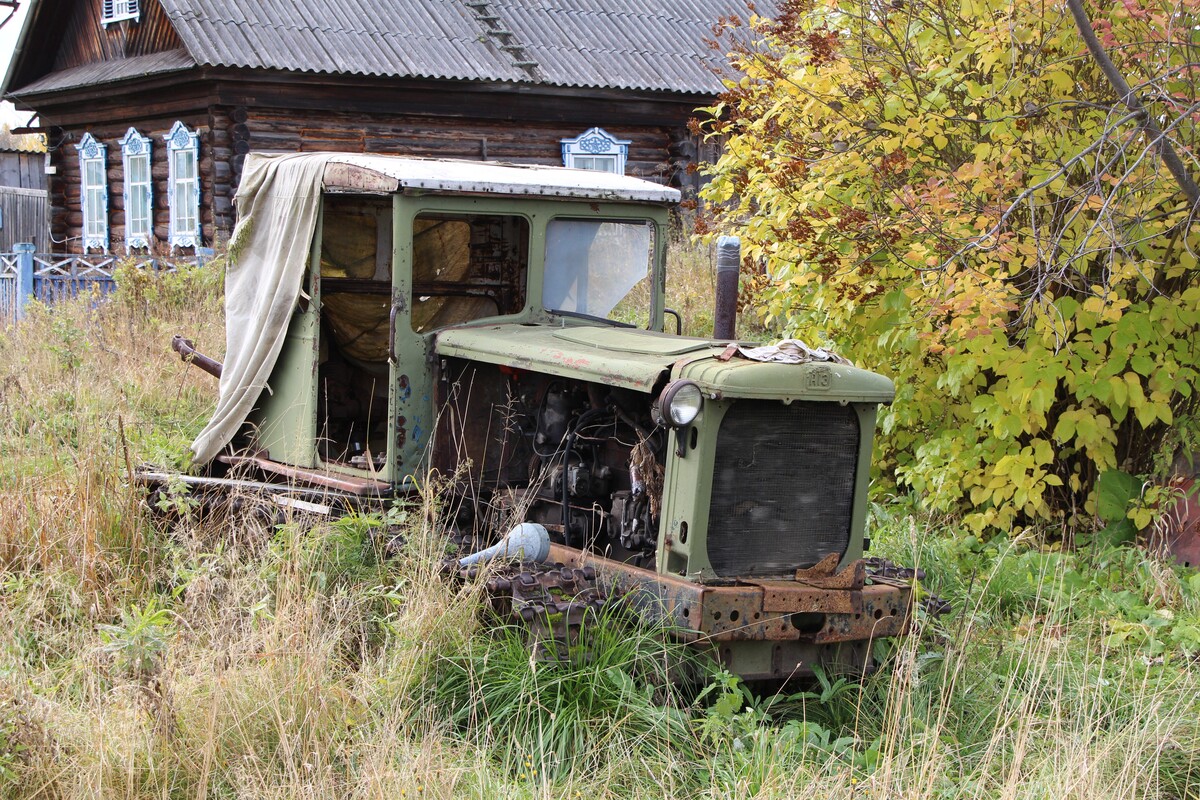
[0,262,1196,800]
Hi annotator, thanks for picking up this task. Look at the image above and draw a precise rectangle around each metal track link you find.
[864,557,952,616]
[461,560,611,659]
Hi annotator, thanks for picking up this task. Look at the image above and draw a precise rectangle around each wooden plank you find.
[0,188,49,250]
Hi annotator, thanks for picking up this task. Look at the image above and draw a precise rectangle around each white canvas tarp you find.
[190,153,329,464]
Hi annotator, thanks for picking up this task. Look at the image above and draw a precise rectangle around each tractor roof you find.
[322,153,681,204]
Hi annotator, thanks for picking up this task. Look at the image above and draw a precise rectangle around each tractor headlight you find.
[654,380,703,427]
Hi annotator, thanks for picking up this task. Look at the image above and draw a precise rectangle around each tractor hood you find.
[681,355,895,403]
[434,324,721,392]
[434,323,895,403]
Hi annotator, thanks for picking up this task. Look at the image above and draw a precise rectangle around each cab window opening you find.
[411,213,530,333]
[316,196,392,470]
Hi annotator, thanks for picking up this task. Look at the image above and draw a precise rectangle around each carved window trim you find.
[101,0,140,25]
[165,121,201,250]
[120,127,152,251]
[561,127,631,174]
[76,133,109,253]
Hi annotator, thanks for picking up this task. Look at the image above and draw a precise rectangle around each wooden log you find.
[249,132,303,149]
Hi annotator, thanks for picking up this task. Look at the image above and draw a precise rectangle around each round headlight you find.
[657,380,703,427]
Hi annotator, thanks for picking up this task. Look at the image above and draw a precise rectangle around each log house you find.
[2,0,766,254]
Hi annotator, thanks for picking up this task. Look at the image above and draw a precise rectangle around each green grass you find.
[0,266,1198,798]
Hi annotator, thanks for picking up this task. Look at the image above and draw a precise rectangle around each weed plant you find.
[0,263,1197,799]
[426,606,701,783]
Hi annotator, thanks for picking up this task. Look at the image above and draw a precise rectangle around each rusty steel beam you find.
[545,543,913,645]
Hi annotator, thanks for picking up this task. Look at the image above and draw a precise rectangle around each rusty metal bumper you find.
[546,544,913,645]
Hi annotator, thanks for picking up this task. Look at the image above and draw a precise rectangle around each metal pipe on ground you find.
[714,235,740,340]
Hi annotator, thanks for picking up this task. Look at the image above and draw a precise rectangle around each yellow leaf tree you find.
[700,0,1200,533]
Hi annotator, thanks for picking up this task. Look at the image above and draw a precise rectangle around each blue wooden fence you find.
[0,244,211,327]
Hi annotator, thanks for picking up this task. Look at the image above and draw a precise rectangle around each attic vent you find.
[462,0,541,79]
[102,0,139,25]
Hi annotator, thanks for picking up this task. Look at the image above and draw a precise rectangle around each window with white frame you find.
[102,0,140,25]
[561,127,631,174]
[76,133,109,252]
[165,121,200,250]
[120,128,152,250]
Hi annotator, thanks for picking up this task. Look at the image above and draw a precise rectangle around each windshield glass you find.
[542,219,654,327]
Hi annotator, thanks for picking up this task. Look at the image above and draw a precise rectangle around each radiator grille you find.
[706,401,860,578]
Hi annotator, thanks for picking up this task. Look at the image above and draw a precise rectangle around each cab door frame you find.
[389,194,539,486]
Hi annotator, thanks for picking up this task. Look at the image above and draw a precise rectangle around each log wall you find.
[36,74,709,253]
[229,104,681,182]
[45,106,702,253]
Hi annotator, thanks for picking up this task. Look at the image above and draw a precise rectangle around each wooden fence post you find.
[14,242,34,321]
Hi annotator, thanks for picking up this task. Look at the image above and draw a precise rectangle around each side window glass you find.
[543,219,654,328]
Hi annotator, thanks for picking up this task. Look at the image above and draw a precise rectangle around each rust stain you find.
[544,349,591,369]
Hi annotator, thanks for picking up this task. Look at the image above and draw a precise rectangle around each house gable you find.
[53,0,184,72]
[4,0,186,95]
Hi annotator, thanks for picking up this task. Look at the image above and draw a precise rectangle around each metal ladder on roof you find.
[461,0,542,79]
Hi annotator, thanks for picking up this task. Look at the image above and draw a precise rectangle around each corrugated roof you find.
[153,0,770,93]
[0,126,46,153]
[11,48,197,96]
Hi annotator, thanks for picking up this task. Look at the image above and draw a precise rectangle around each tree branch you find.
[1067,0,1200,207]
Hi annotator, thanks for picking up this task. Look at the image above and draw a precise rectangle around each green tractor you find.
[156,152,924,681]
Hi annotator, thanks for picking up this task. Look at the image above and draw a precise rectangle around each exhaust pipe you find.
[714,236,740,340]
[458,523,551,567]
